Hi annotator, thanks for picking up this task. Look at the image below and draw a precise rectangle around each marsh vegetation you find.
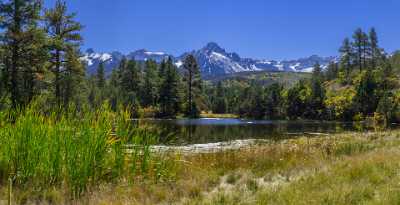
[1,0,400,204]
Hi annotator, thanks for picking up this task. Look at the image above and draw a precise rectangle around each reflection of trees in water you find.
[179,125,286,144]
[138,120,388,145]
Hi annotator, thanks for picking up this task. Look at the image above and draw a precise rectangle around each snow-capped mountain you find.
[82,48,173,74]
[175,42,336,75]
[126,49,172,63]
[81,42,336,76]
[81,49,125,74]
[176,42,264,76]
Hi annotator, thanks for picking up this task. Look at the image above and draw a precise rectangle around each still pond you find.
[135,118,397,146]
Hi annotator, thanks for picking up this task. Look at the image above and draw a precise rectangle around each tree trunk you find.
[11,42,19,109]
[10,1,21,109]
[189,69,193,116]
[55,50,61,107]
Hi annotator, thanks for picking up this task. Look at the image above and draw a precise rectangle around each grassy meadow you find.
[1,0,400,204]
[1,109,400,204]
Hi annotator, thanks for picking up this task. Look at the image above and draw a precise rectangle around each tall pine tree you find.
[183,54,202,118]
[142,59,160,107]
[108,68,121,110]
[369,27,382,68]
[119,59,141,108]
[62,47,84,109]
[308,63,326,119]
[339,38,353,83]
[353,28,367,71]
[45,0,82,107]
[0,0,45,108]
[96,62,106,89]
[159,58,181,118]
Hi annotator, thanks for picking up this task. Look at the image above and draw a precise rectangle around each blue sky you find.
[44,0,400,60]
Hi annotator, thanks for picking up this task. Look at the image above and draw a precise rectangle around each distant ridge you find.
[82,42,337,77]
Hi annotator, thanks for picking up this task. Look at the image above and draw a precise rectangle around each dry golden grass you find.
[200,112,239,119]
[4,130,400,204]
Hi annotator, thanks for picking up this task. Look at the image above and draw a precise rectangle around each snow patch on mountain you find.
[174,60,183,68]
[82,43,337,76]
[301,67,315,73]
[208,51,250,73]
[144,51,165,56]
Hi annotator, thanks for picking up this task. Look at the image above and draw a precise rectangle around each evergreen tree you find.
[142,59,160,107]
[159,60,167,78]
[183,54,202,118]
[213,81,227,114]
[361,31,370,69]
[265,83,283,119]
[96,62,106,89]
[89,61,116,110]
[369,27,382,68]
[308,63,326,119]
[87,75,98,108]
[92,61,106,106]
[0,0,45,108]
[108,69,121,110]
[21,30,48,106]
[0,54,5,107]
[249,87,265,119]
[158,58,181,118]
[325,62,339,81]
[118,59,141,114]
[238,82,266,119]
[0,45,8,108]
[62,48,84,109]
[352,28,369,71]
[353,70,378,116]
[339,38,353,83]
[45,0,82,107]
[312,63,323,80]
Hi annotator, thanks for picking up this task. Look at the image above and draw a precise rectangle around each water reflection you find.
[136,118,397,145]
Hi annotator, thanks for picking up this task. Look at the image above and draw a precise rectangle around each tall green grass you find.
[0,104,170,199]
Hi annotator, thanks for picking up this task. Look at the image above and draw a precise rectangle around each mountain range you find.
[81,42,337,77]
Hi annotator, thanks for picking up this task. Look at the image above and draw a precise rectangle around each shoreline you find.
[3,130,400,204]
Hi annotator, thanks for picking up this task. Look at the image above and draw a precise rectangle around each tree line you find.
[208,28,399,123]
[1,1,399,122]
[0,0,204,118]
[89,56,203,118]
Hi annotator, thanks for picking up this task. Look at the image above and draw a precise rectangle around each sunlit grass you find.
[0,104,174,203]
[2,111,400,205]
[200,112,239,119]
[49,130,400,204]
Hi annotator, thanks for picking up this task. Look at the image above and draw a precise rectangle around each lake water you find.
[136,118,396,146]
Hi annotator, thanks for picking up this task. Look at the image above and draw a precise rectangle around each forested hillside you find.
[213,28,399,122]
[0,0,399,124]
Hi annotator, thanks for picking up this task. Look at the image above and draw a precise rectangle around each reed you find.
[0,104,170,200]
